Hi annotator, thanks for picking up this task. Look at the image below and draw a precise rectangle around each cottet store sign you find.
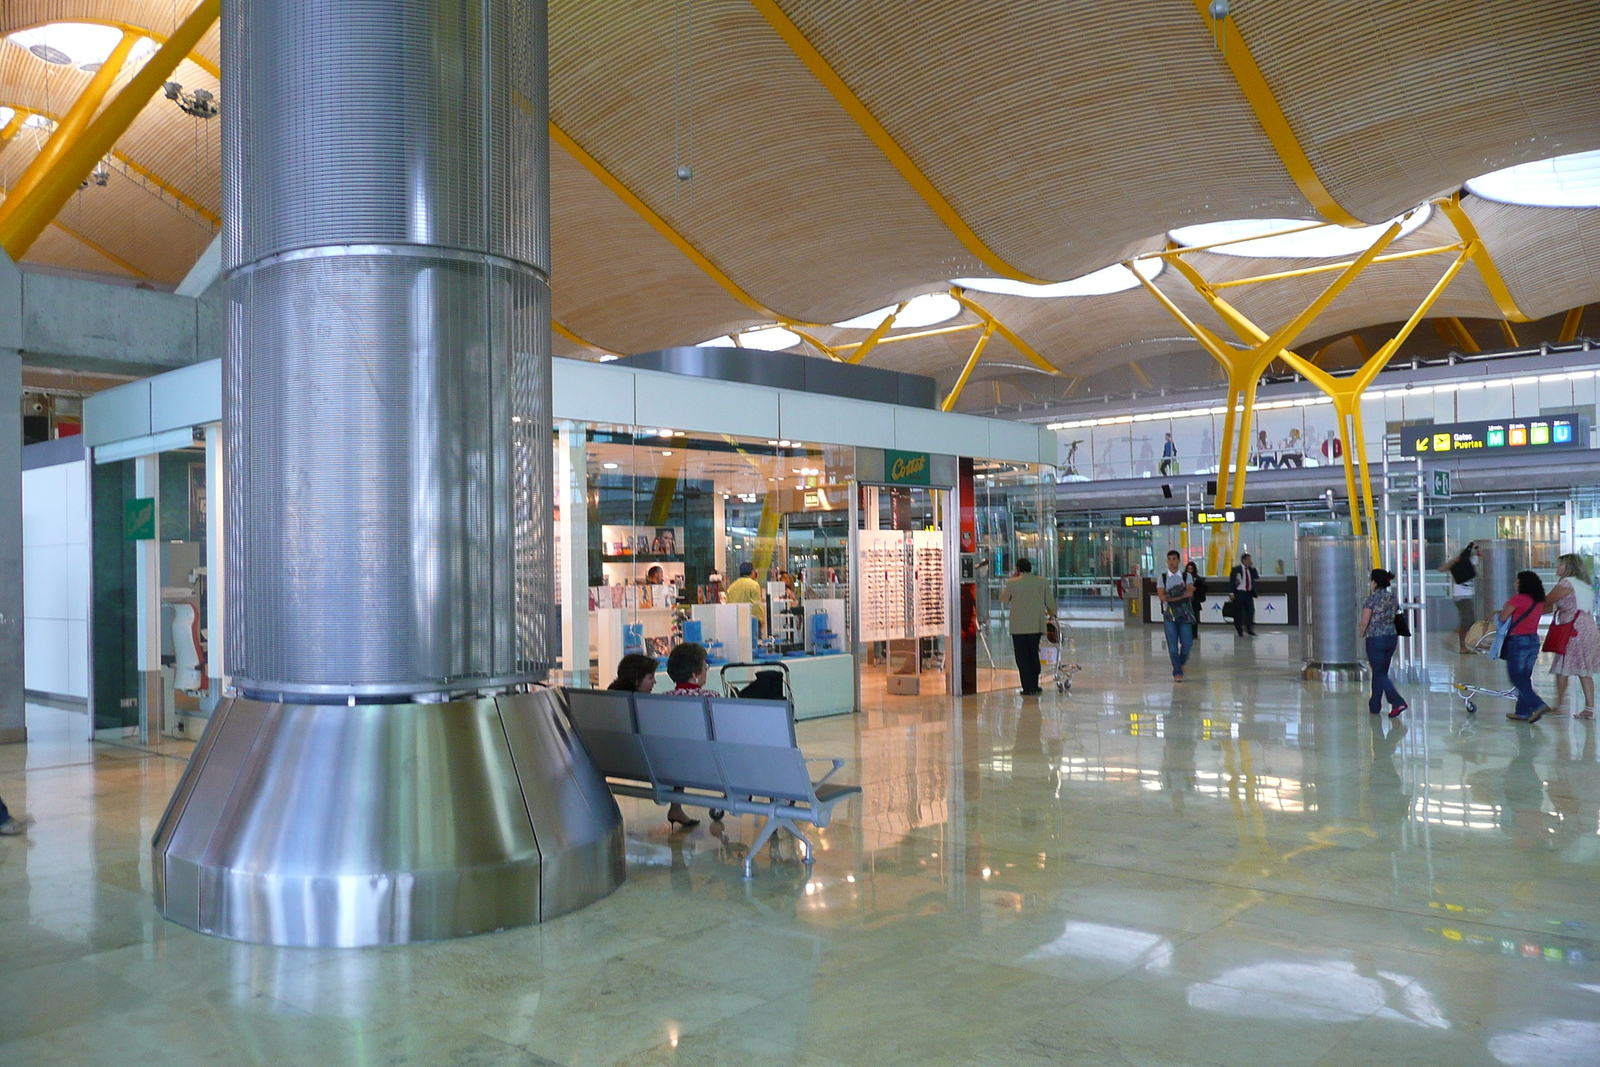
[1400,417,1585,458]
[885,450,931,485]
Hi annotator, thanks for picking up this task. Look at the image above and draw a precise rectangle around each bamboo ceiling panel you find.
[548,0,987,324]
[110,57,220,220]
[549,137,764,354]
[24,214,137,276]
[1466,196,1600,320]
[773,0,1314,280]
[1237,0,1600,223]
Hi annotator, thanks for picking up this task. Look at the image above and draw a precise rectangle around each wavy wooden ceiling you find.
[1,0,1597,410]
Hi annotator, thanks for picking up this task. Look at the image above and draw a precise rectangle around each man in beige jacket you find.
[1000,558,1057,696]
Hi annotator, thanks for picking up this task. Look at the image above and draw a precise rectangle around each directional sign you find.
[1194,506,1267,524]
[1430,469,1452,498]
[1124,506,1267,527]
[1400,417,1585,458]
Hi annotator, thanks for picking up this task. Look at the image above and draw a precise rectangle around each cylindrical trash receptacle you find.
[1474,538,1528,623]
[1297,534,1368,669]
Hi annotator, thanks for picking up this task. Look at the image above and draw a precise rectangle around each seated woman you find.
[607,653,697,831]
[666,642,719,697]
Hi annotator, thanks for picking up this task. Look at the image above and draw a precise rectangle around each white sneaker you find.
[0,817,25,836]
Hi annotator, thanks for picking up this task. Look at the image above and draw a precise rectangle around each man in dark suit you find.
[1229,553,1261,636]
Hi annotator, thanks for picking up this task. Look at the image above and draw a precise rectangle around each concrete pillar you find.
[0,251,24,744]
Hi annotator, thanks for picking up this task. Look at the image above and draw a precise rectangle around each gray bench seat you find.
[561,688,860,878]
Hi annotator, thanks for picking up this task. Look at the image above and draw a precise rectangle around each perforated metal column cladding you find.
[223,0,553,697]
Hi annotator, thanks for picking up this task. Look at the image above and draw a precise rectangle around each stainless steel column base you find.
[1302,664,1368,684]
[152,690,624,947]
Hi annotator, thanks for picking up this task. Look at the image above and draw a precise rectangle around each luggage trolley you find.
[1452,622,1515,714]
[1041,626,1081,693]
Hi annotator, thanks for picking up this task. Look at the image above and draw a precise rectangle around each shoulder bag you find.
[1491,600,1541,660]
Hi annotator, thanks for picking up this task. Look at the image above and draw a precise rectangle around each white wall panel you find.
[1511,384,1540,417]
[988,420,1042,463]
[24,618,69,696]
[1539,379,1575,411]
[22,459,88,698]
[82,378,151,446]
[150,358,221,432]
[551,358,635,426]
[1456,385,1493,421]
[777,392,894,450]
[1573,375,1596,410]
[634,371,779,440]
[895,407,988,457]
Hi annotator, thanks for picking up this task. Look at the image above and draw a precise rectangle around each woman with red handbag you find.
[1545,553,1600,719]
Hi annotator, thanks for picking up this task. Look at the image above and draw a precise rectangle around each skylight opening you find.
[952,258,1163,298]
[0,107,12,128]
[1169,206,1429,258]
[1465,149,1600,208]
[6,24,155,70]
[697,326,801,351]
[832,292,960,330]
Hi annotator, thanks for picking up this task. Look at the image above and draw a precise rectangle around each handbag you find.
[1045,619,1061,645]
[1221,600,1237,620]
[1544,616,1577,655]
[1394,610,1412,638]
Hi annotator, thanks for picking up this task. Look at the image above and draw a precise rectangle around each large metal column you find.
[0,251,23,745]
[153,0,624,947]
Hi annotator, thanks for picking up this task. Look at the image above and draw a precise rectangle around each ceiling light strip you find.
[1432,193,1530,322]
[747,0,1049,284]
[549,122,789,321]
[1190,1,1363,227]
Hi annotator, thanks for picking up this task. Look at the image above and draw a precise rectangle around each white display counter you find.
[716,653,855,720]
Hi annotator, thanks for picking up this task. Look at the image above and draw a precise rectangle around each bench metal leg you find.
[741,816,816,879]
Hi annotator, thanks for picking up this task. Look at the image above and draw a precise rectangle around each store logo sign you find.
[886,450,931,485]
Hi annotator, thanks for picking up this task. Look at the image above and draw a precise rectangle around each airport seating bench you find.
[560,688,860,878]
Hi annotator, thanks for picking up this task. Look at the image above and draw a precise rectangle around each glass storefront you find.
[553,420,1057,713]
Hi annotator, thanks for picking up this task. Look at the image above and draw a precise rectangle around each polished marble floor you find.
[3,625,1599,1066]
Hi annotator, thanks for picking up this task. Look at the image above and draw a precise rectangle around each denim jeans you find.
[0,793,9,825]
[1162,618,1194,676]
[1365,634,1404,712]
[1503,633,1544,717]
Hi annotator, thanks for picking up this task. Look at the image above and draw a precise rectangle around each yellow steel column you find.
[843,303,904,365]
[0,34,136,227]
[1214,383,1241,507]
[949,289,1061,376]
[1559,306,1586,343]
[0,110,26,153]
[0,1,220,259]
[1349,406,1381,565]
[1433,193,1530,323]
[1230,375,1260,509]
[941,322,997,412]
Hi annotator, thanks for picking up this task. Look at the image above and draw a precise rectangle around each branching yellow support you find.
[948,288,1060,377]
[844,303,904,365]
[0,33,136,229]
[0,0,219,260]
[1433,193,1531,323]
[1130,208,1475,567]
[1559,306,1586,343]
[941,322,997,412]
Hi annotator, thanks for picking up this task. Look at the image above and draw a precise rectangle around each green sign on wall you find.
[885,450,931,486]
[124,497,156,541]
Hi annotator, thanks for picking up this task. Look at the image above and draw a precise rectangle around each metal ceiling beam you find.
[0,33,137,228]
[748,0,1049,284]
[0,0,219,261]
[1559,306,1586,343]
[1,102,219,228]
[552,320,621,358]
[1433,193,1531,322]
[549,122,782,320]
[1191,3,1363,227]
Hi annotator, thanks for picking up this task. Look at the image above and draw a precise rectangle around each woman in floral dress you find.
[1547,553,1600,720]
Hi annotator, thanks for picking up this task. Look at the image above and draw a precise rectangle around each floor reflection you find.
[2,627,1598,1065]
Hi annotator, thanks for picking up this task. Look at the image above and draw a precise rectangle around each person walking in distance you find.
[0,793,24,836]
[723,561,766,636]
[1159,432,1178,476]
[1229,553,1260,636]
[1498,570,1551,723]
[1544,553,1599,720]
[1439,542,1477,654]
[1158,550,1197,682]
[1357,568,1408,718]
[1001,558,1057,697]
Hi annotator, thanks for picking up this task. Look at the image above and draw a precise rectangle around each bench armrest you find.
[806,757,845,785]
